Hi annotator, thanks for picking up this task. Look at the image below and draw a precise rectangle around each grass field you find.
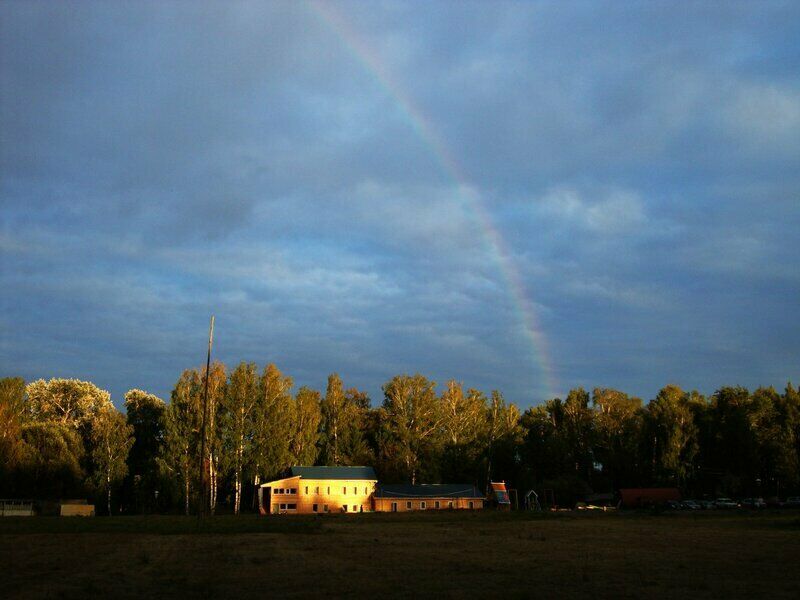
[1,510,799,598]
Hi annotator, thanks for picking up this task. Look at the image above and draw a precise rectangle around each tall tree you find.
[484,390,522,486]
[707,386,756,495]
[290,387,322,466]
[592,388,644,489]
[562,388,595,481]
[645,385,701,487]
[201,361,227,514]
[221,362,259,515]
[440,382,486,481]
[251,363,294,485]
[124,389,166,513]
[320,373,347,465]
[162,369,203,515]
[90,406,134,515]
[381,374,442,484]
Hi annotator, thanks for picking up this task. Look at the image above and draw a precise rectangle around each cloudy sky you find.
[2,1,798,409]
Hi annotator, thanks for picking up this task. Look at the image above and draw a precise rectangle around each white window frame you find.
[421,501,427,510]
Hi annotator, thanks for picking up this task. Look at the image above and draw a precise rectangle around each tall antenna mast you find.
[198,315,214,518]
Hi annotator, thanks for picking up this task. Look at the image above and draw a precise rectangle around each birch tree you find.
[440,382,486,481]
[221,362,259,515]
[320,373,346,465]
[484,390,521,485]
[290,387,322,466]
[90,406,134,515]
[251,363,294,484]
[162,369,202,515]
[202,361,227,514]
[645,385,700,486]
[382,374,442,484]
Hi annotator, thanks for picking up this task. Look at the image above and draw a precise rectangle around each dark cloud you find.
[2,1,798,408]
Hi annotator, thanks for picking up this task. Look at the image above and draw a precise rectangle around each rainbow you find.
[307,1,558,401]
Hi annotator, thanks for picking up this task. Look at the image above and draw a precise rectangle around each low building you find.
[259,466,378,515]
[372,484,484,512]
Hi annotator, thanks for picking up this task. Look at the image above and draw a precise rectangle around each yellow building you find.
[259,466,378,515]
[372,484,485,512]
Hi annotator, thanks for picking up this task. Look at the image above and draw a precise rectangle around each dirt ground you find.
[1,510,798,598]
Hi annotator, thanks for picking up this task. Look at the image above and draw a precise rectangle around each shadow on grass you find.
[0,514,323,535]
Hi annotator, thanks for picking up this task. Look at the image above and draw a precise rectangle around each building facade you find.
[259,466,378,515]
[372,484,484,512]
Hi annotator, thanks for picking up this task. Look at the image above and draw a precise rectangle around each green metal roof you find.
[375,484,484,499]
[289,466,377,480]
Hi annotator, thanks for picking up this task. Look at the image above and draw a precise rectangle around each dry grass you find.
[1,510,798,598]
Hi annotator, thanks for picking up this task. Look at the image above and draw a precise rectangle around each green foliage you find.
[162,369,203,515]
[0,377,27,486]
[124,389,166,513]
[319,374,371,466]
[381,374,443,484]
[291,387,322,466]
[251,363,294,481]
[25,378,112,428]
[18,421,86,498]
[8,364,800,514]
[90,406,134,514]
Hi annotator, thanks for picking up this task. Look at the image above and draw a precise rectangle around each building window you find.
[421,501,426,509]
[289,488,297,494]
[305,486,308,495]
[391,502,398,512]
[327,487,330,495]
[448,501,453,509]
[324,505,329,512]
[313,504,318,512]
[434,501,440,509]
[406,501,412,510]
[353,505,357,512]
[280,503,287,510]
[343,505,348,512]
[468,501,474,509]
[364,487,367,495]
[315,486,319,494]
[353,487,357,495]
[343,487,347,495]
[287,504,296,510]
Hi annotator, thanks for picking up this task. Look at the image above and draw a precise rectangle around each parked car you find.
[698,500,716,510]
[785,497,800,508]
[680,500,701,510]
[665,500,681,510]
[714,497,738,509]
[740,497,766,509]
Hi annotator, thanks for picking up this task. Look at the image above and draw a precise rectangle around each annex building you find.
[258,466,485,515]
[373,484,485,512]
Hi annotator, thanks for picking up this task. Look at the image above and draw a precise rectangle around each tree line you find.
[1,368,798,514]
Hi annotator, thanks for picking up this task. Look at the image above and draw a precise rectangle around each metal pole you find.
[198,315,214,519]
